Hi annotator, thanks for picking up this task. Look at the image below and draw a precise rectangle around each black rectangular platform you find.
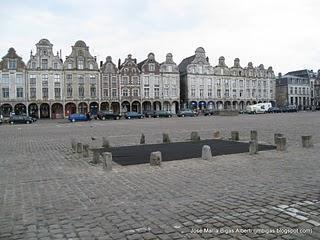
[94,139,276,166]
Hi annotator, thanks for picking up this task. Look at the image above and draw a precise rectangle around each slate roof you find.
[286,69,313,79]
[178,55,195,73]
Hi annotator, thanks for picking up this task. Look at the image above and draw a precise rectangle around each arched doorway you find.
[89,102,99,115]
[14,103,26,115]
[163,101,171,112]
[51,103,63,119]
[232,101,238,110]
[246,101,251,107]
[0,104,13,117]
[172,101,179,114]
[100,102,109,111]
[65,102,76,116]
[217,101,223,110]
[28,103,38,118]
[199,101,206,110]
[153,101,161,111]
[121,101,130,113]
[190,101,197,110]
[224,101,231,110]
[40,103,50,118]
[252,101,257,104]
[131,101,141,113]
[78,102,88,114]
[111,102,120,113]
[239,101,245,110]
[208,101,215,110]
[142,101,152,112]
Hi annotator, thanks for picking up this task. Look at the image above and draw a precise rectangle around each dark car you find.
[282,105,298,113]
[203,109,218,116]
[177,109,196,117]
[68,113,90,122]
[9,115,34,124]
[97,111,121,120]
[143,110,155,118]
[125,112,144,119]
[152,110,172,118]
[267,107,282,113]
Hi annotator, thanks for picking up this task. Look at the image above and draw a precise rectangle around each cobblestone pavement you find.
[0,112,319,240]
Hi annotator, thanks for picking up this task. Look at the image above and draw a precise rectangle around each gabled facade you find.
[0,48,27,117]
[26,39,64,118]
[63,40,99,116]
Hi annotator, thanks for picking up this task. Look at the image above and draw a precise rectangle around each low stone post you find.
[71,139,76,153]
[76,142,83,153]
[101,152,112,171]
[213,131,221,139]
[83,144,89,158]
[274,133,284,145]
[276,137,286,151]
[301,136,313,148]
[249,140,258,155]
[102,137,110,148]
[250,130,258,142]
[191,132,200,142]
[163,133,171,143]
[231,131,239,141]
[91,151,100,164]
[202,145,212,160]
[150,151,162,166]
[140,133,145,144]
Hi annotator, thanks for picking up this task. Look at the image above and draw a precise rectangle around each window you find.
[16,87,23,98]
[66,74,72,83]
[2,88,9,98]
[299,87,301,94]
[154,88,160,97]
[79,85,84,97]
[103,76,109,88]
[149,64,155,71]
[172,87,177,96]
[32,62,36,69]
[217,89,221,98]
[121,76,129,85]
[53,62,58,69]
[246,89,250,97]
[208,89,212,97]
[111,77,117,88]
[240,90,243,97]
[154,76,159,86]
[133,89,139,97]
[295,87,297,94]
[233,89,237,98]
[78,60,84,69]
[122,89,128,97]
[191,89,196,97]
[144,76,149,85]
[302,87,305,95]
[68,63,72,69]
[168,66,172,72]
[103,89,108,97]
[78,75,84,84]
[42,74,48,85]
[2,74,9,84]
[290,87,293,94]
[144,88,149,98]
[41,59,48,69]
[112,89,117,97]
[54,88,61,98]
[89,63,93,70]
[67,84,72,97]
[16,74,23,84]
[90,75,96,83]
[54,74,60,83]
[132,76,139,85]
[42,88,48,98]
[164,88,169,97]
[225,89,230,98]
[30,88,36,98]
[200,89,204,97]
[90,85,96,97]
[9,59,16,69]
[239,80,244,88]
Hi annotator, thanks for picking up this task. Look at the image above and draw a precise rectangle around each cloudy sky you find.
[1,0,319,74]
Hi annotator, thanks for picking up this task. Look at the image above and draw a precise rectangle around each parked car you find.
[152,110,172,118]
[68,113,90,122]
[125,112,144,119]
[97,111,121,120]
[267,107,282,113]
[9,115,34,124]
[203,109,218,116]
[281,105,298,113]
[177,109,196,117]
[143,110,155,118]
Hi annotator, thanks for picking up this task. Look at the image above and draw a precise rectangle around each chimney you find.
[206,57,209,63]
[60,49,62,60]
[100,61,103,68]
[118,58,121,69]
[94,56,97,62]
[278,72,282,79]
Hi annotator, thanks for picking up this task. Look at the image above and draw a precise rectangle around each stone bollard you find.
[150,151,162,166]
[102,137,110,148]
[163,133,171,143]
[276,137,286,151]
[213,131,221,139]
[250,130,258,142]
[140,133,145,144]
[83,144,89,158]
[249,140,258,155]
[71,139,76,153]
[191,132,200,142]
[231,131,239,141]
[76,142,83,153]
[274,133,284,145]
[202,145,212,160]
[301,136,313,148]
[101,152,112,171]
[91,151,100,164]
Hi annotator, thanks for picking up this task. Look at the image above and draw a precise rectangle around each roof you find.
[137,59,148,70]
[2,48,22,60]
[74,40,87,48]
[178,55,195,73]
[37,39,52,46]
[286,69,313,79]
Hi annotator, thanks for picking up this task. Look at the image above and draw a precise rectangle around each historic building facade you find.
[26,39,64,118]
[179,47,276,110]
[314,70,320,108]
[100,56,120,113]
[63,40,100,116]
[0,48,27,117]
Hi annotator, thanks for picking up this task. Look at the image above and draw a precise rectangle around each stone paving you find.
[0,112,319,240]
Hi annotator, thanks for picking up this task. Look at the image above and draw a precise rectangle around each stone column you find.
[102,137,110,148]
[202,145,212,160]
[231,131,239,141]
[301,136,313,148]
[150,151,162,166]
[276,137,286,151]
[250,130,258,142]
[250,130,258,154]
[76,142,83,153]
[71,139,76,153]
[191,132,200,142]
[249,140,258,155]
[91,151,100,164]
[163,133,171,143]
[83,144,89,157]
[101,152,112,171]
[274,133,283,145]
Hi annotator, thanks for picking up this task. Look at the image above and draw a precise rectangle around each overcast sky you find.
[1,0,319,74]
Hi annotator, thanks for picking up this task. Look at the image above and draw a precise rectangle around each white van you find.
[246,103,272,114]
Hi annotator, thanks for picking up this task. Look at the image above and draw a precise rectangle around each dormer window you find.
[89,63,93,70]
[32,62,36,69]
[8,59,17,70]
[41,59,48,69]
[149,64,155,71]
[78,60,84,70]
[68,63,72,69]
[53,62,58,69]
